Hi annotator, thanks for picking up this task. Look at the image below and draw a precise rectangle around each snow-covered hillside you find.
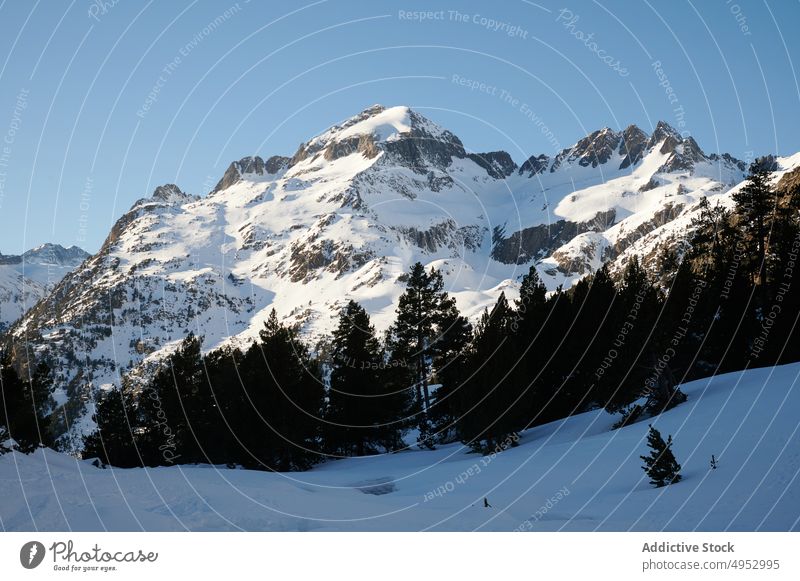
[9,104,796,448]
[2,363,797,531]
[0,244,88,332]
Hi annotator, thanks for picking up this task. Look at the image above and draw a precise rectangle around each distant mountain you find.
[7,104,797,449]
[0,244,89,333]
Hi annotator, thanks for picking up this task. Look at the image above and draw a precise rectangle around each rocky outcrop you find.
[618,124,649,169]
[551,127,622,171]
[395,221,485,254]
[518,154,550,176]
[492,210,616,264]
[778,166,800,192]
[212,155,289,194]
[329,134,379,161]
[467,151,517,178]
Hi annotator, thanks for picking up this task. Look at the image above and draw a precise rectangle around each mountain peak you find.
[21,243,90,266]
[211,155,290,194]
[282,105,465,174]
[151,183,186,202]
[647,120,682,150]
[551,126,624,171]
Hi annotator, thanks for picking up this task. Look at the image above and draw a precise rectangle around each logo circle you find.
[19,541,46,569]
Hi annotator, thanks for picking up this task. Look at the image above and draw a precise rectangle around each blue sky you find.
[0,0,798,253]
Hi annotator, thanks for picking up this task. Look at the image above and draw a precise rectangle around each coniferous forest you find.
[4,159,800,471]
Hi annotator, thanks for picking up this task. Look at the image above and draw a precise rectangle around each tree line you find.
[3,158,800,469]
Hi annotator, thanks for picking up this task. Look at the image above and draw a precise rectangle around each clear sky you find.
[0,0,798,254]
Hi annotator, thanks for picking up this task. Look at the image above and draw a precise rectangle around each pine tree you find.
[199,347,243,465]
[640,425,682,487]
[605,257,663,412]
[83,387,140,467]
[136,334,203,466]
[327,300,405,455]
[565,264,618,414]
[388,262,452,448]
[0,353,54,452]
[455,293,519,452]
[428,294,472,443]
[732,160,777,288]
[237,310,325,470]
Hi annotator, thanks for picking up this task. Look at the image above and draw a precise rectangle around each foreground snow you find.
[2,364,799,531]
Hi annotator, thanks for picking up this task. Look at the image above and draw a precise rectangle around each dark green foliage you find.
[235,310,325,471]
[327,300,406,455]
[82,387,140,467]
[428,294,472,443]
[640,425,682,487]
[455,293,520,451]
[732,160,779,288]
[135,334,203,466]
[387,262,459,448]
[0,353,54,453]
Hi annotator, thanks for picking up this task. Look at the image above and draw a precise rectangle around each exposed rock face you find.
[518,154,550,176]
[265,155,291,174]
[324,134,380,161]
[151,183,187,203]
[395,221,485,254]
[646,120,683,151]
[619,125,649,169]
[467,151,518,178]
[381,117,466,171]
[603,203,686,261]
[708,153,747,172]
[491,210,616,265]
[777,166,800,194]
[551,127,622,171]
[543,123,650,172]
[212,155,289,194]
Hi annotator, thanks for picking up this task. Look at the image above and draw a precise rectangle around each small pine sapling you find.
[640,425,682,487]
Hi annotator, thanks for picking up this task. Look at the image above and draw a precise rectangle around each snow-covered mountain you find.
[7,104,799,447]
[0,244,89,333]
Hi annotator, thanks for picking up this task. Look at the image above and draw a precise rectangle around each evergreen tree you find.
[136,334,204,466]
[388,262,452,448]
[565,264,618,414]
[237,310,325,470]
[428,294,472,443]
[640,425,682,487]
[513,266,572,426]
[199,347,244,465]
[327,300,405,455]
[603,257,663,412]
[83,387,140,467]
[732,160,777,288]
[0,353,54,452]
[455,293,519,452]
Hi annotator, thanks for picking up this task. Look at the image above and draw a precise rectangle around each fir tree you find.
[388,262,452,448]
[0,353,54,452]
[640,425,682,487]
[83,387,140,467]
[732,160,777,288]
[136,334,204,466]
[327,300,405,455]
[237,310,325,470]
[428,294,472,443]
[455,293,519,452]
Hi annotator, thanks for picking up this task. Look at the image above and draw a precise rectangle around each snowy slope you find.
[4,106,763,446]
[1,363,798,531]
[0,244,89,332]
